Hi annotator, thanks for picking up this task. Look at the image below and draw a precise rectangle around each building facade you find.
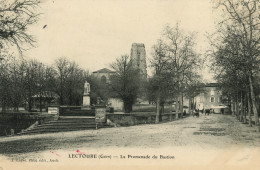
[92,68,123,111]
[193,83,228,113]
[91,43,148,111]
[92,68,115,84]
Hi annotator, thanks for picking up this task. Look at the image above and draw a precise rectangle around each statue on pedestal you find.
[84,81,90,95]
[83,81,91,107]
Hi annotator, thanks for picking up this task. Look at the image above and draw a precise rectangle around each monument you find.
[83,81,90,107]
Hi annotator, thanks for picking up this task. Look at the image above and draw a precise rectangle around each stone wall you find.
[107,113,183,126]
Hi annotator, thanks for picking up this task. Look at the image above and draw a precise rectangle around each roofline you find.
[92,68,115,73]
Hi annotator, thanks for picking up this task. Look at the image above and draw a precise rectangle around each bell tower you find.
[130,43,147,78]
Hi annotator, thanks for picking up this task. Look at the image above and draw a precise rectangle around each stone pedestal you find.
[83,95,90,107]
[95,105,107,127]
[10,129,14,136]
[48,106,59,115]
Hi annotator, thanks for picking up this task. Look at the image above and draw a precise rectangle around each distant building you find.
[92,43,148,111]
[92,68,115,84]
[193,83,228,113]
[130,43,147,78]
[30,91,59,111]
[92,68,123,111]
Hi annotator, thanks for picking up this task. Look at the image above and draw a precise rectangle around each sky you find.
[25,0,219,82]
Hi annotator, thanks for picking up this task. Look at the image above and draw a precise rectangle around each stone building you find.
[130,43,147,78]
[92,68,123,111]
[92,68,115,84]
[91,43,148,110]
[193,83,228,113]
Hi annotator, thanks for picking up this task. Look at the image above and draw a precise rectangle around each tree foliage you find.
[0,0,40,54]
[0,56,97,111]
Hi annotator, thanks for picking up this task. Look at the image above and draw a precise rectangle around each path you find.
[1,114,260,168]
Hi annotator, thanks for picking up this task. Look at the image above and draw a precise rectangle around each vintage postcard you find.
[1,0,260,169]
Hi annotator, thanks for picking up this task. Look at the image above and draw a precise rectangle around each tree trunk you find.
[244,99,247,124]
[236,94,239,119]
[242,92,246,123]
[28,97,32,112]
[234,95,237,118]
[1,100,6,112]
[248,75,259,126]
[155,96,160,124]
[176,100,179,119]
[124,100,132,113]
[192,97,195,110]
[159,106,163,122]
[127,104,132,113]
[188,97,191,115]
[231,99,235,116]
[59,76,64,105]
[159,102,164,121]
[234,101,236,117]
[60,91,63,105]
[39,92,42,112]
[239,92,242,122]
[180,93,183,118]
[69,88,73,106]
[247,91,252,127]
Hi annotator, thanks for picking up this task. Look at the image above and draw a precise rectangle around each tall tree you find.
[34,62,57,111]
[164,24,200,117]
[54,57,71,105]
[65,62,86,106]
[150,24,201,123]
[109,55,141,113]
[150,39,176,123]
[24,59,40,111]
[8,58,27,111]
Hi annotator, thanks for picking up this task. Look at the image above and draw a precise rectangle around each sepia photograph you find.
[1,0,260,169]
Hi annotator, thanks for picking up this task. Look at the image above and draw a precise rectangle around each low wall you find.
[0,112,58,136]
[107,112,184,126]
[59,109,95,116]
[59,106,95,116]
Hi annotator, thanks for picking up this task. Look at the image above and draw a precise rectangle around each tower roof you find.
[132,43,145,48]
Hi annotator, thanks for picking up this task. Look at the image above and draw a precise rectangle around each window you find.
[101,75,107,84]
[210,89,215,95]
[137,51,141,60]
[137,51,141,68]
[210,97,215,103]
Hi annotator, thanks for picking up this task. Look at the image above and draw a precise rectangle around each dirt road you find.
[1,114,260,168]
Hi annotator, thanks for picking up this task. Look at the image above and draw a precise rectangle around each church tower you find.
[130,43,147,78]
